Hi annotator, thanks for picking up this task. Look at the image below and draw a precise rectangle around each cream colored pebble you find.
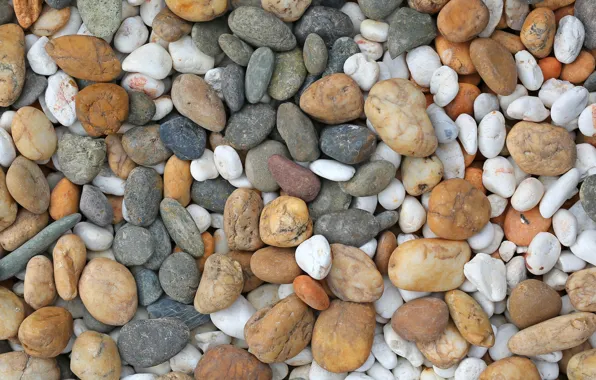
[406,46,441,88]
[360,19,389,43]
[430,66,459,107]
[474,93,500,123]
[511,177,544,212]
[344,53,380,91]
[506,96,550,122]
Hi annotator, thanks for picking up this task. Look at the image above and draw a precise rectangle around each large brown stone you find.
[75,83,129,137]
[0,24,25,107]
[300,74,363,125]
[171,74,226,132]
[470,38,518,96]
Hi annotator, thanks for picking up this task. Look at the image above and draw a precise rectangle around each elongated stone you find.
[147,296,211,330]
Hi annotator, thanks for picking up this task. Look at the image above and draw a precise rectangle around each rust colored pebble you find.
[459,73,482,86]
[293,275,330,311]
[554,4,574,23]
[49,178,80,221]
[464,167,486,193]
[107,195,123,224]
[375,231,397,276]
[560,51,596,84]
[538,57,562,81]
[444,83,481,120]
[197,232,215,272]
[503,206,552,246]
[425,93,434,108]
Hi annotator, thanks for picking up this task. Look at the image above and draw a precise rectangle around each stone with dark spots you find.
[12,70,47,109]
[580,174,596,222]
[124,167,163,227]
[387,7,437,58]
[376,210,399,231]
[339,160,395,197]
[245,140,291,192]
[294,6,353,48]
[225,103,276,150]
[320,124,377,165]
[268,154,321,202]
[144,218,172,271]
[314,209,380,247]
[159,115,207,160]
[218,34,254,67]
[308,180,352,221]
[276,102,320,162]
[158,252,200,304]
[132,266,163,306]
[192,17,230,57]
[160,198,204,258]
[127,91,156,125]
[222,64,245,112]
[191,177,236,213]
[228,6,296,51]
[113,223,155,266]
[322,37,359,76]
[147,296,210,329]
[117,318,190,367]
[77,0,122,38]
[79,184,113,226]
[359,0,402,20]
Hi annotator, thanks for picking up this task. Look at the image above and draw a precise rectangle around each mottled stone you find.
[228,6,297,51]
[225,104,276,150]
[144,218,172,271]
[159,252,200,304]
[122,125,173,166]
[268,48,307,101]
[127,91,156,126]
[57,134,106,185]
[222,64,245,112]
[323,37,359,76]
[580,175,596,222]
[192,17,230,57]
[339,160,395,197]
[124,167,163,227]
[147,297,211,329]
[304,33,328,75]
[314,209,380,246]
[218,34,254,66]
[113,224,155,266]
[191,178,236,213]
[79,184,113,226]
[575,0,596,50]
[77,0,121,38]
[360,0,402,20]
[387,7,437,58]
[131,266,163,306]
[276,102,320,162]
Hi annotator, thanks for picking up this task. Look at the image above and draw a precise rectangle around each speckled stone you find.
[159,115,207,161]
[160,198,204,258]
[228,6,297,51]
[339,160,395,197]
[580,174,596,222]
[294,6,353,47]
[113,223,155,266]
[245,140,291,192]
[314,208,380,246]
[191,177,236,213]
[308,179,352,220]
[222,64,245,112]
[245,47,275,103]
[387,7,437,58]
[360,0,402,20]
[118,318,189,367]
[79,184,114,226]
[192,17,230,57]
[322,37,359,76]
[83,308,114,333]
[0,0,14,24]
[144,218,172,271]
[147,297,211,329]
[304,34,328,75]
[45,0,72,9]
[132,266,163,306]
[158,252,200,304]
[218,34,254,67]
[128,92,156,126]
[124,167,163,227]
[276,102,320,162]
[225,104,276,150]
[12,70,48,109]
[57,134,106,185]
[320,124,377,164]
[268,48,307,101]
[77,0,122,38]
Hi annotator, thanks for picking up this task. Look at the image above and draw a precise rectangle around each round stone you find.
[127,92,156,126]
[228,6,296,51]
[225,104,276,150]
[11,106,56,161]
[79,184,113,227]
[5,156,49,215]
[159,115,207,161]
[159,252,200,304]
[276,102,320,162]
[75,83,129,136]
[470,38,518,95]
[320,124,377,165]
[580,175,596,222]
[359,0,401,20]
[113,224,155,266]
[303,33,328,75]
[57,134,106,185]
[122,125,173,166]
[12,70,47,109]
[192,17,230,57]
[191,177,236,213]
[245,140,291,192]
[387,7,437,58]
[131,266,163,306]
[124,167,163,227]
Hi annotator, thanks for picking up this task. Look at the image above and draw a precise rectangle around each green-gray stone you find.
[160,198,204,258]
[322,37,359,77]
[132,266,163,306]
[159,252,199,304]
[78,0,121,38]
[245,47,275,103]
[268,48,307,101]
[308,180,352,221]
[359,0,402,20]
[304,33,328,75]
[0,214,81,281]
[225,104,276,150]
[276,102,320,162]
[387,7,437,58]
[57,134,106,185]
[245,140,291,192]
[218,34,254,67]
[192,17,230,57]
[228,6,296,51]
[339,160,396,197]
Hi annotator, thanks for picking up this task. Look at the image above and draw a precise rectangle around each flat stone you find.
[245,47,275,104]
[79,184,113,226]
[147,296,211,330]
[122,125,173,166]
[360,0,402,19]
[191,177,236,213]
[314,209,380,246]
[45,0,72,9]
[82,307,114,333]
[304,33,328,75]
[57,134,106,185]
[192,17,230,57]
[308,180,352,220]
[218,34,254,66]
[160,198,204,258]
[12,70,48,109]
[131,266,163,306]
[124,167,163,227]
[159,115,207,161]
[376,210,399,231]
[225,104,276,150]
[144,218,172,271]
[320,124,377,164]
[245,140,291,192]
[276,102,320,162]
[77,0,121,38]
[113,224,155,266]
[339,160,395,197]
[387,7,437,58]
[158,252,200,304]
[228,6,296,51]
[322,37,359,76]
[118,318,189,367]
[127,92,156,126]
[268,48,307,101]
[294,6,353,48]
[222,64,245,112]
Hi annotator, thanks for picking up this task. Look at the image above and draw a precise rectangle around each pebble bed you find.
[0,0,596,379]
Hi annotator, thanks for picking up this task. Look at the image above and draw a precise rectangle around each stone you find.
[45,36,121,82]
[194,345,272,379]
[339,160,394,197]
[57,134,106,185]
[0,0,14,24]
[127,91,156,125]
[437,0,489,43]
[45,70,77,126]
[303,34,328,75]
[224,188,264,251]
[445,289,495,347]
[75,83,129,136]
[45,0,71,9]
[192,18,229,57]
[124,167,163,227]
[171,74,226,132]
[228,6,296,51]
[30,5,70,36]
[294,6,353,48]
[160,198,204,258]
[225,104,276,150]
[159,251,200,304]
[164,156,192,207]
[130,267,162,306]
[300,73,363,124]
[392,297,450,343]
[77,0,121,38]
[79,185,113,227]
[191,177,236,213]
[144,218,172,271]
[165,0,227,22]
[470,38,517,96]
[0,352,60,379]
[314,209,379,247]
[52,234,86,301]
[245,140,291,192]
[268,155,321,202]
[520,8,556,58]
[13,0,43,29]
[18,306,73,358]
[82,308,113,334]
[122,125,172,166]
[71,331,121,380]
[508,279,562,329]
[575,0,596,50]
[218,34,254,66]
[159,115,207,161]
[245,47,276,104]
[0,209,48,252]
[6,156,50,215]
[194,254,243,314]
[0,287,25,340]
[113,224,154,266]
[504,206,552,246]
[222,64,245,113]
[118,318,189,367]
[320,124,376,165]
[0,24,25,107]
[105,135,136,180]
[581,175,596,223]
[276,102,319,162]
[308,179,352,220]
[12,70,47,109]
[260,196,313,247]
[387,7,437,58]
[435,36,476,75]
[148,297,210,330]
[262,0,311,21]
[11,106,56,161]
[152,7,192,42]
[323,37,359,76]
[269,48,307,101]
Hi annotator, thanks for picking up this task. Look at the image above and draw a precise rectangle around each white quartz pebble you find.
[576,143,596,180]
[278,283,295,299]
[377,61,391,81]
[310,361,346,380]
[190,149,219,181]
[210,295,255,340]
[351,195,377,214]
[499,241,516,262]
[359,239,377,258]
[228,174,253,188]
[169,36,215,75]
[27,36,57,76]
[538,78,575,108]
[482,157,516,198]
[506,96,550,122]
[73,222,113,251]
[51,6,82,37]
[435,141,465,179]
[0,128,16,168]
[374,277,403,319]
[194,330,231,353]
[114,16,149,53]
[464,253,507,302]
[121,73,165,99]
[478,111,506,158]
[555,250,586,272]
[539,168,580,218]
[344,53,380,91]
[140,0,166,26]
[506,256,528,292]
[354,352,375,373]
[247,284,279,310]
[551,86,589,126]
[406,46,441,88]
[295,235,332,280]
[341,2,366,34]
[367,362,393,380]
[92,168,126,196]
[427,104,458,143]
[122,375,157,380]
[454,357,487,380]
[468,222,495,251]
[398,196,426,233]
[360,19,389,42]
[354,34,383,61]
[122,1,140,19]
[371,333,398,370]
[186,204,211,233]
[169,344,202,374]
[270,363,289,380]
[0,111,14,133]
[515,50,543,91]
[45,71,78,126]
[309,159,355,181]
[552,209,578,247]
[472,291,495,318]
[511,177,544,212]
[455,114,478,155]
[554,15,585,64]
[532,359,559,380]
[370,142,401,169]
[204,68,224,99]
[122,43,173,80]
[391,358,421,380]
[213,145,243,180]
[383,323,424,367]
[134,362,170,375]
[570,229,596,265]
[526,232,561,275]
[430,66,459,107]
[579,104,596,136]
[499,84,528,116]
[544,267,568,291]
[382,51,409,79]
[474,93,500,123]
[488,323,519,361]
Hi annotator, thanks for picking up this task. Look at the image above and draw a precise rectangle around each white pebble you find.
[383,323,424,367]
[374,277,403,320]
[499,241,516,262]
[73,222,113,251]
[455,114,478,155]
[454,357,487,380]
[570,229,596,265]
[515,50,543,91]
[377,61,391,81]
[278,283,295,299]
[247,284,280,310]
[427,104,458,143]
[140,0,165,26]
[552,209,578,247]
[354,34,383,61]
[506,256,527,292]
[45,71,78,126]
[169,344,202,374]
[204,68,224,99]
[478,111,506,158]
[122,43,172,80]
[370,142,402,169]
[488,194,508,218]
[504,0,529,31]
[526,232,561,275]
[554,15,585,64]
[406,46,441,88]
[391,357,421,380]
[351,195,377,214]
[186,204,211,233]
[479,0,504,37]
[114,16,149,53]
[341,2,366,34]
[52,7,82,38]
[92,168,126,196]
[499,84,527,117]
[539,168,580,218]
[344,53,380,91]
[538,78,575,108]
[359,239,377,258]
[575,143,596,179]
[481,224,504,254]
[295,235,332,280]
[511,177,544,212]
[430,66,459,107]
[190,149,218,181]
[488,323,518,361]
[210,295,255,340]
[382,51,409,79]
[474,93,499,123]
[482,157,516,198]
[169,36,215,75]
[555,250,586,272]
[0,128,16,167]
[134,362,170,375]
[27,36,57,76]
[371,333,398,370]
[194,331,231,353]
[506,96,550,122]
[435,141,465,179]
[579,104,596,137]
[360,19,389,43]
[121,73,165,99]
[531,359,559,380]
[434,365,456,378]
[468,222,495,251]
[398,196,426,233]
[367,362,394,380]
[551,86,589,126]
[213,145,243,180]
[543,267,567,291]
[309,159,355,181]
[310,361,345,380]
[464,253,507,302]
[472,291,495,318]
[271,363,289,380]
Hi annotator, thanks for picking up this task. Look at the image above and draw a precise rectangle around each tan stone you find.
[105,134,136,180]
[224,188,264,251]
[480,357,541,380]
[152,7,192,42]
[435,36,476,75]
[508,279,562,329]
[259,196,313,247]
[75,83,129,136]
[0,209,48,251]
[408,0,449,14]
[165,0,228,22]
[0,24,25,107]
[11,106,57,161]
[5,156,50,215]
[261,0,311,22]
[250,246,302,284]
[164,155,192,207]
[470,38,518,95]
[24,255,55,310]
[194,254,243,314]
[193,345,272,380]
[402,155,444,196]
[445,289,494,347]
[0,352,60,380]
[391,297,449,343]
[49,177,80,220]
[0,287,25,340]
[71,331,121,380]
[53,234,86,301]
[0,170,17,233]
[490,30,526,54]
[171,74,226,132]
[18,306,73,358]
[437,0,489,43]
[30,5,70,36]
[566,268,596,312]
[567,348,596,380]
[228,251,263,293]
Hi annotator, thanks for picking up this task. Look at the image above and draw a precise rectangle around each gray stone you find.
[225,104,276,150]
[83,307,114,333]
[322,37,359,76]
[124,167,163,227]
[56,355,75,379]
[312,0,345,8]
[231,0,262,8]
[222,64,245,112]
[45,0,72,9]
[118,318,189,367]
[77,0,122,38]
[0,0,14,24]
[127,91,156,125]
[218,34,254,67]
[245,47,275,103]
[158,252,200,304]
[144,218,172,271]
[113,224,155,266]
[320,124,377,164]
[294,74,320,101]
[228,6,296,51]
[160,198,204,258]
[276,102,320,162]
[580,174,596,222]
[376,210,399,231]
[339,160,395,196]
[0,214,81,281]
[387,7,437,58]
[359,0,402,20]
[122,125,173,166]
[304,34,328,75]
[294,6,353,48]
[245,140,291,192]
[584,71,596,92]
[308,180,351,220]
[314,209,380,247]
[79,184,113,226]
[159,115,207,161]
[147,297,210,330]
[12,70,47,109]
[190,178,236,213]
[268,48,307,101]
[132,266,163,306]
[576,0,596,48]
[192,17,230,57]
[57,134,106,185]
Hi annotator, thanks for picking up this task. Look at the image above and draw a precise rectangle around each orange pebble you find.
[560,51,596,84]
[293,275,330,311]
[554,4,574,23]
[198,232,215,272]
[464,167,485,193]
[444,83,481,120]
[425,93,434,108]
[459,73,482,86]
[503,206,552,246]
[107,195,123,224]
[163,156,192,207]
[538,57,562,81]
[173,245,183,253]
[49,177,80,220]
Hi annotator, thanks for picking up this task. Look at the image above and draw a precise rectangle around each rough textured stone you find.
[159,252,200,304]
[308,179,352,220]
[0,24,25,107]
[124,167,163,227]
[225,104,276,150]
[159,115,207,161]
[268,155,321,202]
[222,64,245,112]
[320,124,376,165]
[122,125,173,166]
[314,209,380,246]
[152,7,192,42]
[276,102,320,162]
[79,185,113,226]
[0,0,14,24]
[192,17,230,57]
[144,218,172,271]
[77,0,121,38]
[147,297,211,330]
[575,0,596,50]
[268,48,307,101]
[304,33,328,75]
[388,7,437,58]
[294,6,353,48]
[228,6,297,51]
[245,140,291,192]
[191,177,236,213]
[57,134,106,185]
[580,175,596,222]
[160,198,204,258]
[131,266,163,306]
[323,37,359,76]
[127,92,156,126]
[113,224,155,266]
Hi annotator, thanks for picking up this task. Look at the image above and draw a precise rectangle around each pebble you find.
[340,160,394,197]
[147,297,209,330]
[470,38,518,95]
[554,15,585,64]
[218,34,254,67]
[551,86,589,126]
[245,47,275,104]
[131,266,162,306]
[309,159,356,181]
[323,37,360,76]
[303,34,328,75]
[406,46,442,87]
[294,6,353,48]
[191,18,228,58]
[128,92,156,126]
[229,6,296,51]
[221,64,245,113]
[57,134,106,185]
[314,209,379,247]
[159,251,200,304]
[464,253,506,302]
[45,71,78,127]
[114,16,149,54]
[169,36,214,75]
[124,167,163,227]
[77,0,121,37]
[13,70,48,109]
[191,177,236,213]
[160,198,204,258]
[159,115,206,161]
[79,185,113,226]
[113,224,154,266]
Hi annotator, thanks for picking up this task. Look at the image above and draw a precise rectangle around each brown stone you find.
[11,106,57,161]
[0,170,17,234]
[107,195,123,224]
[18,306,73,358]
[13,0,43,29]
[391,297,449,343]
[71,331,121,380]
[30,5,70,36]
[228,251,263,293]
[0,287,25,340]
[194,253,243,314]
[0,24,26,107]
[566,268,596,312]
[503,206,552,246]
[0,352,60,380]
[470,38,518,96]
[164,155,192,207]
[445,289,494,347]
[437,0,489,43]
[560,50,596,84]
[480,357,541,380]
[520,8,556,58]
[105,134,136,180]
[444,83,481,120]
[267,154,320,202]
[250,246,302,284]
[75,83,129,136]
[374,230,397,276]
[224,188,264,251]
[508,279,562,329]
[6,156,49,215]
[171,74,226,132]
[165,0,228,22]
[193,345,272,380]
[293,275,330,311]
[45,35,122,82]
[152,7,192,42]
[49,177,80,221]
[24,255,55,310]
[435,36,476,75]
[490,30,526,54]
[53,234,86,301]
[259,196,313,247]
[0,209,48,251]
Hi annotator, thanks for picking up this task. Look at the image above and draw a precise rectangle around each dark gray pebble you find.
[228,6,296,51]
[245,140,291,192]
[113,224,155,266]
[387,7,437,58]
[314,209,380,247]
[218,34,254,67]
[225,103,276,150]
[160,198,204,258]
[222,64,245,112]
[144,218,172,271]
[320,124,377,164]
[83,307,114,333]
[376,210,399,231]
[45,0,72,9]
[308,180,351,220]
[312,0,345,8]
[339,160,395,197]
[56,355,75,379]
[124,167,162,227]
[79,184,113,226]
[127,91,156,126]
[147,296,211,330]
[322,37,359,76]
[132,266,163,306]
[245,47,275,103]
[580,174,596,222]
[192,17,230,57]
[159,115,207,160]
[294,6,353,48]
[277,102,320,162]
[12,70,47,109]
[57,134,106,185]
[191,177,236,213]
[158,252,200,304]
[359,0,402,20]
